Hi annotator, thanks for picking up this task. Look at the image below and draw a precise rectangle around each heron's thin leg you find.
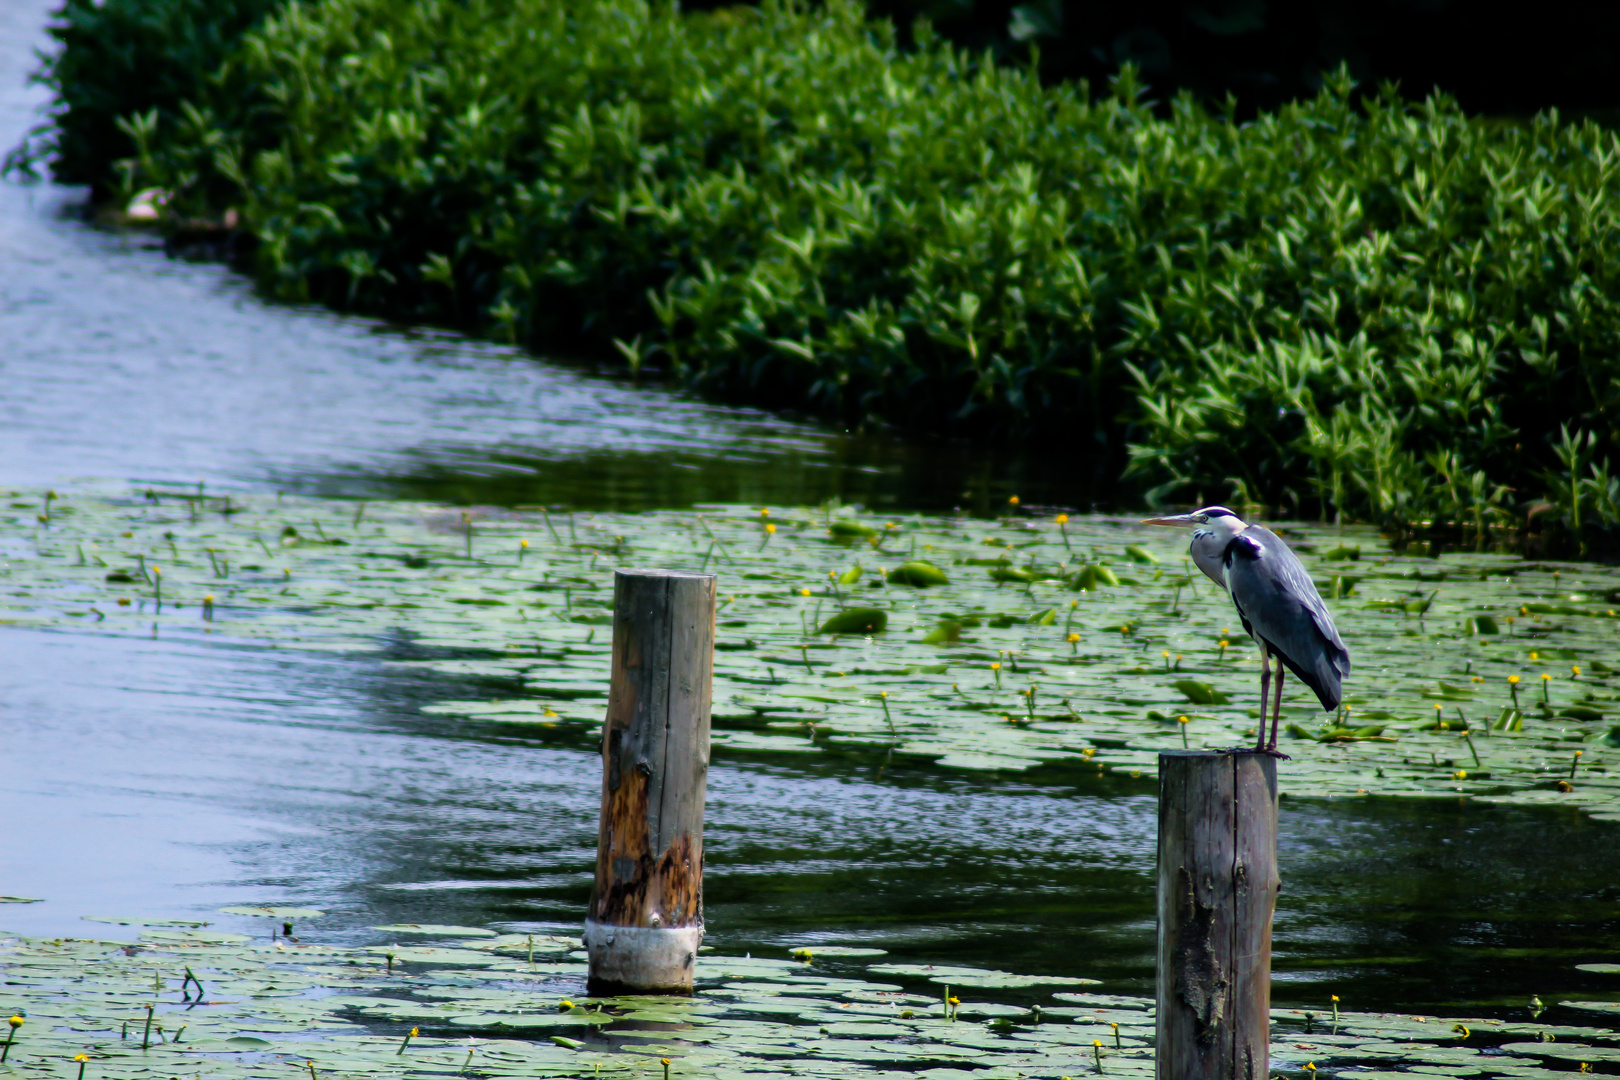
[1268,659,1286,751]
[1255,642,1271,752]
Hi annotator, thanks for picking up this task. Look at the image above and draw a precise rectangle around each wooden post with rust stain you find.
[1155,750,1279,1080]
[584,569,716,994]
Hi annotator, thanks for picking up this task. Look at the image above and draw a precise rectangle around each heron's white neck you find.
[1187,513,1248,591]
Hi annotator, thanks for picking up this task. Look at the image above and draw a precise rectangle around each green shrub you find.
[6,0,278,196]
[37,0,1620,538]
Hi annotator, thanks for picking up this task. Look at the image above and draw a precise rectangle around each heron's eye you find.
[1196,514,1208,523]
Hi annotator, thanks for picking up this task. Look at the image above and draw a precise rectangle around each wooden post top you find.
[614,568,717,580]
[1157,749,1273,758]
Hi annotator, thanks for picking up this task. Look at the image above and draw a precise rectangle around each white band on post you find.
[583,919,703,993]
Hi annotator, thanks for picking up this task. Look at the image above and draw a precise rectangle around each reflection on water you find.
[2,0,1616,1024]
[0,206,1093,514]
[2,625,1615,1016]
[298,434,1107,516]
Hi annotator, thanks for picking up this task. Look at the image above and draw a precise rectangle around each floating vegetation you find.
[0,926,1615,1080]
[3,488,1618,820]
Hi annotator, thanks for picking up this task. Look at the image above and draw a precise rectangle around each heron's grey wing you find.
[1224,526,1350,710]
[1249,527,1349,656]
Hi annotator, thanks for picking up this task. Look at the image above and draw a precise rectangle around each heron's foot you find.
[1260,745,1292,760]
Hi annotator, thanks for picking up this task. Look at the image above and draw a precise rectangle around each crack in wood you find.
[1173,865,1228,1045]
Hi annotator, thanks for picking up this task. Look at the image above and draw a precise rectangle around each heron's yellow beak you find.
[1141,514,1198,527]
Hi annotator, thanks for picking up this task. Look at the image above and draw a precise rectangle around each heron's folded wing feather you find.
[1227,527,1350,688]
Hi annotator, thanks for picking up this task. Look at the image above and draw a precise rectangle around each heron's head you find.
[1140,506,1247,540]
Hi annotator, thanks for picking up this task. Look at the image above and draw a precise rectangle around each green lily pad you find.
[361,946,500,964]
[1071,565,1120,589]
[84,916,211,927]
[888,561,949,587]
[1174,679,1231,705]
[220,906,326,918]
[819,608,887,634]
[371,924,498,937]
[141,929,251,944]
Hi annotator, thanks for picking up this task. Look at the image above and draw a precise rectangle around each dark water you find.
[1,0,1616,1021]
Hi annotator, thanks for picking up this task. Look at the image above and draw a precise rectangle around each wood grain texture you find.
[1156,751,1279,1080]
[588,569,715,992]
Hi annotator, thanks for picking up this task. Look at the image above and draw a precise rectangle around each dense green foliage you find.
[22,0,1620,537]
[6,0,277,195]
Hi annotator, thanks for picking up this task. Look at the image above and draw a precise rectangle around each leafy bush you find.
[6,0,278,196]
[35,0,1620,538]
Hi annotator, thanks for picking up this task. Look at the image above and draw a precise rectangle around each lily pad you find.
[141,929,251,944]
[1174,679,1231,706]
[221,906,326,918]
[371,924,498,937]
[888,561,949,587]
[819,608,887,634]
[1071,564,1120,589]
[84,915,211,927]
[829,521,880,540]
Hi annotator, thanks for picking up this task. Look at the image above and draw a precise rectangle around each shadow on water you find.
[302,440,1110,516]
[5,623,1612,1019]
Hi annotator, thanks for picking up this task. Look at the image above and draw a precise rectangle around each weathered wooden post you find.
[1156,750,1280,1080]
[584,569,716,994]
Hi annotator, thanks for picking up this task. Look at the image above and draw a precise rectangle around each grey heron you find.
[1142,506,1349,755]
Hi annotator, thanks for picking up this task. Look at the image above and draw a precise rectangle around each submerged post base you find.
[584,919,703,994]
